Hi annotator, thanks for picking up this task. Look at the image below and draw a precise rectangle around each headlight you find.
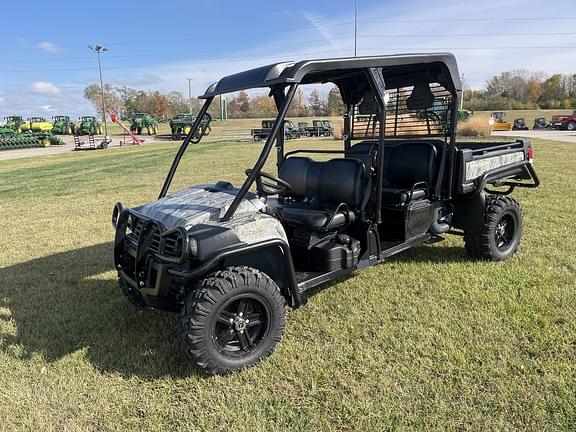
[188,237,198,257]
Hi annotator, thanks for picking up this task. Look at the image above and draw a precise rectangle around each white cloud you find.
[39,104,56,113]
[31,81,61,95]
[37,41,60,53]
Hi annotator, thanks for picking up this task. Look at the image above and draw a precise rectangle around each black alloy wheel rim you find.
[212,295,270,357]
[495,214,515,251]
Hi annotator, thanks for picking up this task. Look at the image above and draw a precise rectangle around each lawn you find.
[0,136,574,431]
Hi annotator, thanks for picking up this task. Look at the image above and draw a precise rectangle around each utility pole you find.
[354,0,358,57]
[187,78,193,114]
[88,44,109,137]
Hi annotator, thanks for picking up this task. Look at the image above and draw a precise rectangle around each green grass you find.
[0,137,575,431]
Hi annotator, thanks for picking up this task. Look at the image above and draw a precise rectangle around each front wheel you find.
[567,121,576,131]
[180,266,285,375]
[464,195,523,261]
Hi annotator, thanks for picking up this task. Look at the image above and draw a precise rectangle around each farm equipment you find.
[51,116,76,135]
[0,131,64,151]
[129,112,159,135]
[490,112,513,131]
[21,117,53,133]
[169,113,212,140]
[3,116,26,133]
[457,109,473,121]
[76,116,103,135]
[533,117,550,129]
[112,53,539,374]
[110,112,144,146]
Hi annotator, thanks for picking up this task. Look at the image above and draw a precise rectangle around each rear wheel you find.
[567,121,576,131]
[180,266,285,375]
[464,195,523,261]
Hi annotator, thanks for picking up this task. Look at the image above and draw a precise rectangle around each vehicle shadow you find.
[0,242,199,380]
[0,241,467,380]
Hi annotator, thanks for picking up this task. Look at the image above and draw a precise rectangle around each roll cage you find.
[159,53,461,223]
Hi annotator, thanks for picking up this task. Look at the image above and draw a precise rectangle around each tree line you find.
[464,71,576,111]
[84,84,345,119]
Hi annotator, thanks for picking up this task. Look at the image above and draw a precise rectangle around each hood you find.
[133,183,264,230]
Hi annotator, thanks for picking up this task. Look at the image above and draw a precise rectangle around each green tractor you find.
[3,115,26,133]
[51,115,76,135]
[457,109,473,121]
[169,113,212,140]
[21,117,54,133]
[129,112,158,135]
[76,116,103,135]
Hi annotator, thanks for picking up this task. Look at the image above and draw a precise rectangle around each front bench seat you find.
[277,157,365,230]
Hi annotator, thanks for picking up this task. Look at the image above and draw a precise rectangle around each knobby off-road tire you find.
[180,266,286,374]
[464,195,523,261]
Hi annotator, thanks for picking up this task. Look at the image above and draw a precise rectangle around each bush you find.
[457,116,490,137]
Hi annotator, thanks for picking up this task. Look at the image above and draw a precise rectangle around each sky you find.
[0,0,575,118]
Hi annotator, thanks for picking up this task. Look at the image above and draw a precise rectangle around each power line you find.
[1,45,574,74]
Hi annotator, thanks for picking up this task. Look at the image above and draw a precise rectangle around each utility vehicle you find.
[533,117,550,129]
[303,119,333,137]
[251,119,301,141]
[112,54,539,374]
[512,118,529,131]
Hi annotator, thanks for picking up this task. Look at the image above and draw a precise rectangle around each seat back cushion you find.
[280,157,364,207]
[384,142,437,189]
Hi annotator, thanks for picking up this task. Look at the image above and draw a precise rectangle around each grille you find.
[126,215,183,258]
[351,82,454,140]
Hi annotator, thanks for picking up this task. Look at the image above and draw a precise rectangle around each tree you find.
[84,83,123,117]
[228,91,251,118]
[327,86,345,115]
[308,89,325,116]
[288,89,307,117]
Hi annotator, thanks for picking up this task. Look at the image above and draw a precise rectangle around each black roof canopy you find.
[200,53,461,98]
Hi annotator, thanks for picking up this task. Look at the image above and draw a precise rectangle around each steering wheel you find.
[245,169,292,196]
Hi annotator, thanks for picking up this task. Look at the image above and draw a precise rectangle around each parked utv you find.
[512,118,529,131]
[112,53,539,374]
[251,119,300,141]
[304,120,334,137]
[533,117,549,129]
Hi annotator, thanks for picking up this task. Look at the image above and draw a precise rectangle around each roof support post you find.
[158,97,214,199]
[222,84,298,221]
[272,87,287,171]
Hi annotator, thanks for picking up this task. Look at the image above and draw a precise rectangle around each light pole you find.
[187,78,193,114]
[89,44,109,137]
[354,0,358,57]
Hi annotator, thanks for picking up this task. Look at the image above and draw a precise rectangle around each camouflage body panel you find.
[465,151,525,182]
[133,184,288,245]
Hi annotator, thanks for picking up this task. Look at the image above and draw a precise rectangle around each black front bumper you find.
[113,206,194,309]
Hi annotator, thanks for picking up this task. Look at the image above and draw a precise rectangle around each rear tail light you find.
[527,147,534,164]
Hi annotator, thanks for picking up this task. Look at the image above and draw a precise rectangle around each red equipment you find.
[110,112,144,146]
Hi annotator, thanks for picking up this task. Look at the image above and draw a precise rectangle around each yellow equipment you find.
[491,112,512,131]
[21,117,54,132]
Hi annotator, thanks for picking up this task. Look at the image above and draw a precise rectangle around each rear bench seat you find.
[346,140,438,205]
[277,157,365,231]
